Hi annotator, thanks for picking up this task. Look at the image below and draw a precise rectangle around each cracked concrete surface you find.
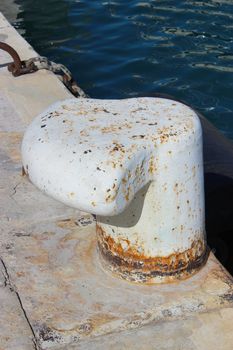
[1,11,233,350]
[0,259,36,350]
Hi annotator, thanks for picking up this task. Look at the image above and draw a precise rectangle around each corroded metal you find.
[0,41,37,76]
[0,41,22,76]
[97,224,209,283]
[0,41,87,97]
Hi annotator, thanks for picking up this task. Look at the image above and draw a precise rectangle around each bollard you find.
[21,97,208,283]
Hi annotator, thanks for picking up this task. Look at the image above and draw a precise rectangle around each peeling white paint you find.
[22,97,206,279]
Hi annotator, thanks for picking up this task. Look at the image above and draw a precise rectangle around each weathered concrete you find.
[0,260,35,350]
[74,307,233,350]
[1,12,233,350]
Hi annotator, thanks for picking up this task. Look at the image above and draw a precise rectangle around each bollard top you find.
[22,97,201,215]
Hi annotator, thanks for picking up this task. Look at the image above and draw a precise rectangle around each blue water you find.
[13,0,233,139]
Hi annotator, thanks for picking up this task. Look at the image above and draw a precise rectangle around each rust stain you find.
[124,188,130,201]
[156,127,179,144]
[105,190,117,203]
[92,302,104,311]
[16,271,26,277]
[68,192,75,198]
[88,313,118,330]
[131,134,146,140]
[26,252,49,265]
[101,123,132,134]
[148,156,156,174]
[109,142,125,155]
[106,160,117,169]
[80,129,89,137]
[97,225,208,283]
[59,231,79,246]
[122,177,127,184]
[64,128,74,135]
[57,218,78,229]
[22,166,28,176]
[62,104,75,111]
[50,313,118,337]
[121,180,131,201]
[1,132,22,163]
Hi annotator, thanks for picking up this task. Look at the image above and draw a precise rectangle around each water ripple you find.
[13,0,233,139]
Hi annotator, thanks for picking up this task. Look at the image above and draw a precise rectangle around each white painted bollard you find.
[22,97,208,283]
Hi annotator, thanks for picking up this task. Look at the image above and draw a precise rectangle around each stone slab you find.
[73,307,233,350]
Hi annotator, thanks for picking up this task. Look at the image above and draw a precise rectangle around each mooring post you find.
[22,97,208,283]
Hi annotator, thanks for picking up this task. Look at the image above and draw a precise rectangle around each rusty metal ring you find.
[0,41,23,76]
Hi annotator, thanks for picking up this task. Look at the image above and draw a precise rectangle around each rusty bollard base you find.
[97,224,209,283]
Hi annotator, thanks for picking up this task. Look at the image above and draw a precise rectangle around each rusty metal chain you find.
[23,56,88,98]
[0,42,88,98]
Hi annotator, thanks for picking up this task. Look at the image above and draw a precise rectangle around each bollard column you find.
[97,134,207,283]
